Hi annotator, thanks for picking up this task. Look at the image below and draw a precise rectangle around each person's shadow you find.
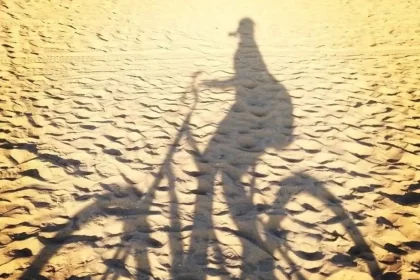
[180,18,293,277]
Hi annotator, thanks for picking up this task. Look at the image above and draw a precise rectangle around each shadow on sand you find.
[20,18,382,280]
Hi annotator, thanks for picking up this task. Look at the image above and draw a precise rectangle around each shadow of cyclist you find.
[182,17,293,277]
[182,18,381,280]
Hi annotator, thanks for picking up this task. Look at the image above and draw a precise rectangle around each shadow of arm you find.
[201,78,235,89]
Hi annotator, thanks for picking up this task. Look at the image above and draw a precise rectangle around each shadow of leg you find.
[184,167,233,278]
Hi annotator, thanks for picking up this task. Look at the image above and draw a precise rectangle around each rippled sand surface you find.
[1,0,420,279]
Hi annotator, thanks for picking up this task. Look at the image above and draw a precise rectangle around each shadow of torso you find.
[203,37,293,168]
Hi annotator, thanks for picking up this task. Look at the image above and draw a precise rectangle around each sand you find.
[1,0,420,279]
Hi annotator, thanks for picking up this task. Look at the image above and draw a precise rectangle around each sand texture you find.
[1,0,420,279]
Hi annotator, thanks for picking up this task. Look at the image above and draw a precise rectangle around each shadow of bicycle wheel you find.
[260,172,382,279]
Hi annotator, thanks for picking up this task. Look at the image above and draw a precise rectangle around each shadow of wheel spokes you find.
[260,172,381,279]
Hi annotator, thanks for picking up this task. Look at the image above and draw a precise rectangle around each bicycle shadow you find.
[19,173,381,279]
[20,18,382,280]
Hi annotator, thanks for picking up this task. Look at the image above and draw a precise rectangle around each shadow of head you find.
[230,17,255,37]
